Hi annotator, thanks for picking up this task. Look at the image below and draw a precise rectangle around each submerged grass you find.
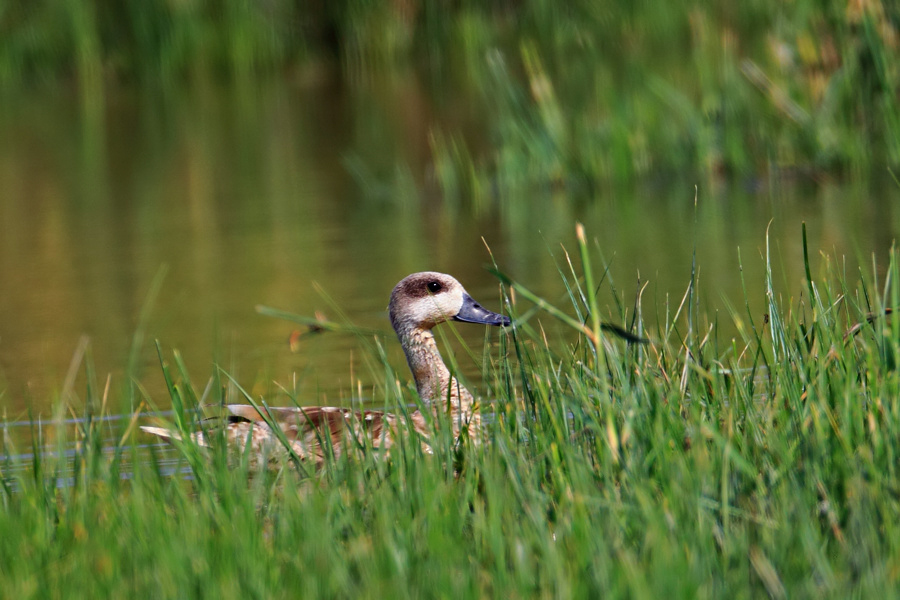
[3,226,900,597]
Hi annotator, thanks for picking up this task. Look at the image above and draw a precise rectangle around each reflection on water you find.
[0,410,192,489]
[1,75,898,423]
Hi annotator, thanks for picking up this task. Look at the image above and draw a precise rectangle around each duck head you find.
[389,272,510,334]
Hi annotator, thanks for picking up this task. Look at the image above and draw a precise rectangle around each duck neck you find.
[396,325,479,431]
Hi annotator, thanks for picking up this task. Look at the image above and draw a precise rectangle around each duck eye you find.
[427,281,442,294]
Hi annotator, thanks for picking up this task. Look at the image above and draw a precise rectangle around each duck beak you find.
[453,293,511,327]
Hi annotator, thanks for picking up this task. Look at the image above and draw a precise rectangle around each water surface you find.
[1,76,898,421]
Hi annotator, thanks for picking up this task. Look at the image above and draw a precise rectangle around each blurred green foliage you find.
[1,0,898,183]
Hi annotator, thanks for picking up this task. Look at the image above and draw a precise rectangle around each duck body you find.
[141,272,509,467]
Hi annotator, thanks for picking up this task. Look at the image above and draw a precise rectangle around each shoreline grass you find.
[2,226,900,596]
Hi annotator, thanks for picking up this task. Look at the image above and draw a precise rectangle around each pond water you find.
[1,74,899,423]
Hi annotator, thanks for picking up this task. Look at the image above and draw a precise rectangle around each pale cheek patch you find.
[437,288,465,317]
[418,288,464,324]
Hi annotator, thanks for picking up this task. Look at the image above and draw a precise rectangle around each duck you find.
[140,272,510,468]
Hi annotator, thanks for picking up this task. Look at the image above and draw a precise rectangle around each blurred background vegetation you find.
[2,0,898,190]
